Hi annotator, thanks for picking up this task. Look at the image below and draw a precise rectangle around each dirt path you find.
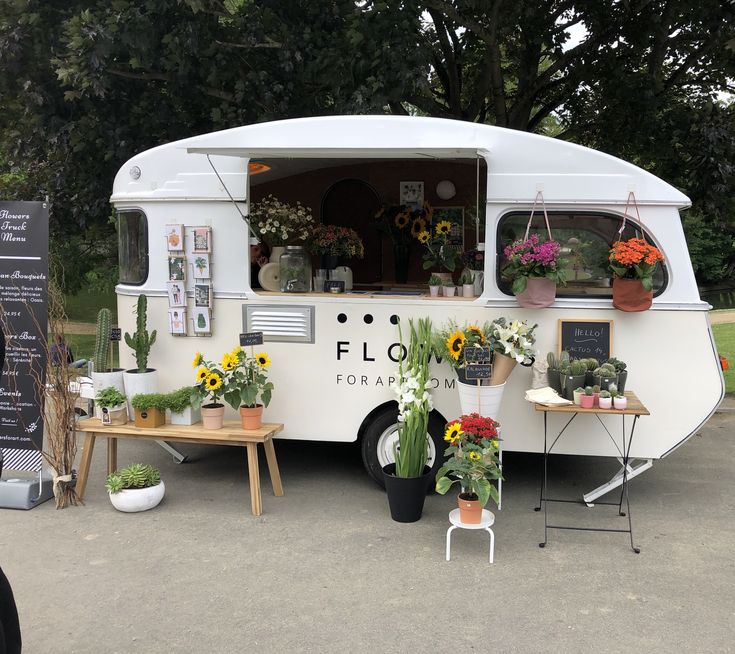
[710,310,735,325]
[65,321,97,334]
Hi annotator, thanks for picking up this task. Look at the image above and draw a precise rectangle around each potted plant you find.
[459,271,475,298]
[580,386,595,409]
[106,463,164,512]
[501,233,567,308]
[605,357,628,392]
[122,295,158,417]
[165,386,201,426]
[374,204,428,283]
[428,273,442,297]
[462,245,485,296]
[416,216,462,280]
[573,386,585,406]
[383,317,434,523]
[546,352,562,393]
[613,392,628,410]
[609,237,664,312]
[442,278,456,297]
[90,307,125,419]
[96,386,128,426]
[592,384,601,406]
[583,358,599,386]
[561,359,587,401]
[487,317,537,386]
[598,390,612,409]
[592,363,618,391]
[249,194,315,263]
[190,350,231,429]
[306,223,365,270]
[130,393,167,428]
[222,348,274,430]
[435,413,502,524]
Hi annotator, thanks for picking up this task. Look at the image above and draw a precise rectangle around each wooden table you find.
[75,419,284,516]
[534,391,649,553]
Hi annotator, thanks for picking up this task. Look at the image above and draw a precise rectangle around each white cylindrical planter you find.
[457,381,506,419]
[91,370,125,419]
[109,481,165,513]
[462,284,474,298]
[169,406,201,426]
[122,369,158,418]
[473,271,484,296]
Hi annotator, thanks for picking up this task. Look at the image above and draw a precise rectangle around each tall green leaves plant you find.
[393,317,433,478]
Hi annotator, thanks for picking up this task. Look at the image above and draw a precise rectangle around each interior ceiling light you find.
[248,162,271,175]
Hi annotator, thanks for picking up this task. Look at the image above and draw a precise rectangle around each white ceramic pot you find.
[598,396,612,409]
[169,406,201,426]
[429,285,440,297]
[473,271,484,296]
[463,284,474,298]
[457,381,506,420]
[122,369,158,418]
[573,389,583,406]
[91,370,125,419]
[109,481,165,513]
[613,396,628,410]
[443,285,456,297]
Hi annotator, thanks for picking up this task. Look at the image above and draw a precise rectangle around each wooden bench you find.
[75,419,284,516]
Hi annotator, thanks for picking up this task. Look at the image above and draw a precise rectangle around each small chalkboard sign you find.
[110,328,122,341]
[464,346,492,363]
[465,364,492,380]
[558,319,613,361]
[239,331,264,347]
[324,280,345,293]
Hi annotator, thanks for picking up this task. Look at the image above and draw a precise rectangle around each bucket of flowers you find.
[249,194,314,251]
[487,317,537,385]
[190,350,233,430]
[435,413,502,524]
[608,237,664,312]
[415,213,462,277]
[375,202,431,283]
[501,234,567,308]
[307,224,365,269]
[222,348,274,430]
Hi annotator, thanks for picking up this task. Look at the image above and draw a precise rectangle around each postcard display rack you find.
[165,224,213,336]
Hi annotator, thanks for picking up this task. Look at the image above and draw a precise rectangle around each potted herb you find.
[90,308,125,419]
[106,463,164,512]
[122,295,158,417]
[598,390,612,409]
[442,278,456,297]
[459,271,475,298]
[501,234,567,308]
[190,350,231,430]
[580,386,595,409]
[222,348,274,430]
[573,386,585,406]
[428,273,442,297]
[131,393,168,428]
[96,386,128,426]
[435,413,502,523]
[609,237,664,312]
[166,386,201,426]
[383,317,434,522]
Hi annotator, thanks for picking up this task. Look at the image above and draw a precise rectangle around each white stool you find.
[445,508,495,563]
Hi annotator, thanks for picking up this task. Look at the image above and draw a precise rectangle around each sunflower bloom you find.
[192,352,202,368]
[221,353,237,371]
[411,218,426,237]
[256,352,271,369]
[196,366,209,382]
[467,325,486,345]
[446,330,465,360]
[205,372,222,390]
[444,422,464,442]
[416,230,430,244]
[394,212,410,229]
[435,220,452,236]
[469,451,481,461]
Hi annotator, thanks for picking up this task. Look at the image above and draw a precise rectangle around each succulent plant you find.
[599,390,611,398]
[574,387,586,393]
[584,386,593,396]
[560,351,571,366]
[585,358,599,371]
[592,384,601,393]
[608,382,618,395]
[105,463,160,494]
[570,360,586,376]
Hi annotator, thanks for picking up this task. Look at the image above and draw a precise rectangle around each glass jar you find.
[279,245,312,292]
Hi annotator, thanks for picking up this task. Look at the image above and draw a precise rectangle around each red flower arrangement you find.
[307,224,365,259]
[444,413,499,446]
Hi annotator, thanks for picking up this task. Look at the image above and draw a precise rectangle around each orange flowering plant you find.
[609,238,664,290]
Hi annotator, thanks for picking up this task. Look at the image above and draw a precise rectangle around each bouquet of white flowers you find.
[489,317,537,363]
[249,195,314,247]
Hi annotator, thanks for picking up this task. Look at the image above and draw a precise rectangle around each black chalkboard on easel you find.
[558,319,613,361]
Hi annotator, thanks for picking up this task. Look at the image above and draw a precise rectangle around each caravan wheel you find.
[360,405,446,488]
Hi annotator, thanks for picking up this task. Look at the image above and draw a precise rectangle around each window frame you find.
[117,208,149,286]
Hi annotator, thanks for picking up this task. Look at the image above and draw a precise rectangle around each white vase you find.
[463,284,474,298]
[91,370,125,419]
[269,246,286,264]
[169,406,201,426]
[473,271,484,296]
[443,285,456,297]
[109,481,165,513]
[457,380,506,419]
[429,285,440,297]
[122,369,158,418]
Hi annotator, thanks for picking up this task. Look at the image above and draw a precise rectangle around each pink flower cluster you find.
[504,234,561,269]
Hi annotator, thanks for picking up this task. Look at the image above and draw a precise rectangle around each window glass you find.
[496,212,666,298]
[118,210,148,285]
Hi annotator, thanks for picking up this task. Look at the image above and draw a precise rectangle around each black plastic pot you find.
[561,374,586,400]
[382,464,432,523]
[547,369,562,394]
[616,371,628,392]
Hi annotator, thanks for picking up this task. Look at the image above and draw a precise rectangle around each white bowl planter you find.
[169,406,201,426]
[122,369,158,417]
[109,481,165,513]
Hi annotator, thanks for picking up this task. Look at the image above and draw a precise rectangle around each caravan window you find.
[496,212,667,298]
[117,209,148,285]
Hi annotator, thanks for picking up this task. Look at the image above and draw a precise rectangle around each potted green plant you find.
[106,463,164,512]
[573,386,585,406]
[435,413,502,524]
[580,386,595,409]
[190,350,232,430]
[459,271,475,298]
[428,273,442,297]
[96,386,128,426]
[442,278,456,297]
[123,295,158,417]
[222,348,274,430]
[598,390,612,409]
[561,359,587,401]
[605,357,628,392]
[165,386,201,426]
[91,307,125,419]
[592,363,618,391]
[546,352,562,394]
[130,393,168,428]
[383,317,434,523]
[583,357,599,386]
[501,234,567,308]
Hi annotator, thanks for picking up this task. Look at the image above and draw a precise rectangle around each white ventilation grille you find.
[243,305,314,343]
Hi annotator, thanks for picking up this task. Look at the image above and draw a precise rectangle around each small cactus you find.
[584,386,593,396]
[570,360,586,376]
[124,295,157,373]
[599,390,611,398]
[608,382,618,395]
[560,351,571,366]
[586,358,599,371]
[93,308,111,373]
[592,384,601,393]
[546,352,558,370]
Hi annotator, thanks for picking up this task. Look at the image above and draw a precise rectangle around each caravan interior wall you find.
[111,116,723,468]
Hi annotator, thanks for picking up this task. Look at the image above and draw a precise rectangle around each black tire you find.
[360,404,446,488]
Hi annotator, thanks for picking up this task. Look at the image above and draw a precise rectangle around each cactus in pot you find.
[562,358,587,400]
[93,308,111,373]
[124,295,157,373]
[546,352,561,393]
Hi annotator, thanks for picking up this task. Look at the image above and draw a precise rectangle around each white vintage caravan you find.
[111,115,723,490]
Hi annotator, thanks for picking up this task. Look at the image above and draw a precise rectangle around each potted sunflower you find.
[190,350,232,430]
[222,348,274,430]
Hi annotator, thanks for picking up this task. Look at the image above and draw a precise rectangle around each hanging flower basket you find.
[612,278,653,312]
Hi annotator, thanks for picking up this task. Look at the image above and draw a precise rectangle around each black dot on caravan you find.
[390,315,399,325]
[337,313,347,323]
[363,314,374,324]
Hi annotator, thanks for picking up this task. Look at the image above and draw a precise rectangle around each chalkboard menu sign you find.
[110,327,122,341]
[0,202,48,471]
[558,319,613,361]
[464,346,491,363]
[239,331,264,347]
[465,364,492,380]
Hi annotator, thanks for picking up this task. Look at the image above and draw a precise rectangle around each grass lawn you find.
[713,322,734,394]
[64,288,117,323]
[64,334,120,369]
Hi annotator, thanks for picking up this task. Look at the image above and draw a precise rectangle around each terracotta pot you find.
[515,277,556,309]
[134,407,165,428]
[239,404,264,430]
[612,278,652,312]
[490,352,517,386]
[201,403,225,430]
[458,493,482,524]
